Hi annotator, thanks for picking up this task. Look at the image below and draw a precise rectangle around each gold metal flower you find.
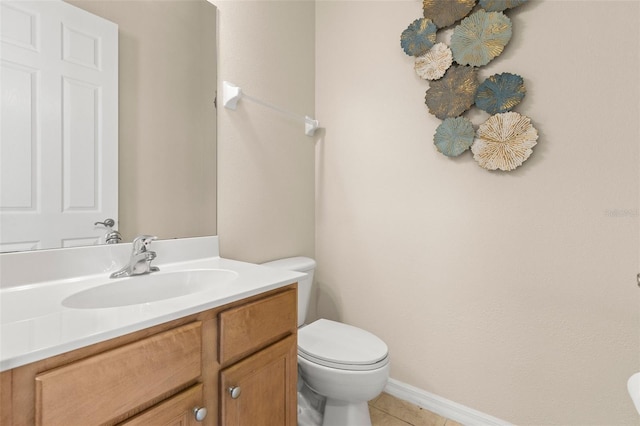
[423,0,477,28]
[471,112,538,171]
[424,65,478,120]
[480,0,527,12]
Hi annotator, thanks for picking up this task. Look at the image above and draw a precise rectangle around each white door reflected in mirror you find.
[0,0,118,252]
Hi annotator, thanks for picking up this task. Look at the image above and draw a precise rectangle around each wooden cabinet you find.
[1,285,297,426]
[218,290,298,426]
[220,336,297,426]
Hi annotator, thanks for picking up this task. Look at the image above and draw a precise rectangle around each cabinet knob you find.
[193,406,208,422]
[228,386,242,399]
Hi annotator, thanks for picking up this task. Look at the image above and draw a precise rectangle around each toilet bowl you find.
[298,319,390,425]
[262,257,390,426]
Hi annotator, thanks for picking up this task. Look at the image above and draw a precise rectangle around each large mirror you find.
[0,0,217,252]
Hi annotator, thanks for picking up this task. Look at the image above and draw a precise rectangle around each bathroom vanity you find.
[0,237,302,425]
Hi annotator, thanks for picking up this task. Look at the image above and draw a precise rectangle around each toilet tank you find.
[261,257,316,327]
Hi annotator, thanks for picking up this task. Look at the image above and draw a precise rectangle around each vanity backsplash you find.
[0,236,220,289]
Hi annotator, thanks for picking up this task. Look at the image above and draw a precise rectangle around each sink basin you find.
[62,269,238,309]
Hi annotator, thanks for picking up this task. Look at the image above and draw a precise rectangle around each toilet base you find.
[322,398,371,426]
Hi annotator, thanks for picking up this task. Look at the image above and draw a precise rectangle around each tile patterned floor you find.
[369,393,463,426]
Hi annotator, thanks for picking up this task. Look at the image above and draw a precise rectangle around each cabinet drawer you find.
[219,289,296,365]
[121,383,204,426]
[35,322,202,426]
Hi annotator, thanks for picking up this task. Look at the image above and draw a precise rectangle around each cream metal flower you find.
[415,43,453,81]
[471,112,538,171]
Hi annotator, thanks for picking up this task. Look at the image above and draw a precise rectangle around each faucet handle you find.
[132,235,157,252]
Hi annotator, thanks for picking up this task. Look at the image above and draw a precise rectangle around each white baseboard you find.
[384,378,513,426]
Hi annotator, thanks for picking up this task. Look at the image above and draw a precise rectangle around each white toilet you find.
[262,257,390,426]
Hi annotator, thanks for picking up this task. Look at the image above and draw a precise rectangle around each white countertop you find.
[0,237,304,371]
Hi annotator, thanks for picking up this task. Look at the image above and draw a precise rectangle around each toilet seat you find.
[298,319,389,371]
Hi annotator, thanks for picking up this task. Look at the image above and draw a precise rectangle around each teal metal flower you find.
[401,18,437,57]
[450,10,512,67]
[434,117,475,157]
[479,0,527,12]
[475,73,525,114]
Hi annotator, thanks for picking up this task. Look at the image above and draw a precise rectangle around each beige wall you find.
[316,1,639,425]
[214,0,639,423]
[215,1,316,263]
[68,0,217,242]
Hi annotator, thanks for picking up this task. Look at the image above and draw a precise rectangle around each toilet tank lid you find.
[262,256,316,272]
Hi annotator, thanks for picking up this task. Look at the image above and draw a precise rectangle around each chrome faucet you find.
[110,235,160,279]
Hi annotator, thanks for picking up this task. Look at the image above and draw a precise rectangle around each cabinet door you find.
[121,384,206,426]
[220,335,297,426]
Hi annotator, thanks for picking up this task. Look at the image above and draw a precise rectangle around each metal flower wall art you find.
[400,0,539,172]
[434,117,475,157]
[401,18,438,57]
[450,10,512,67]
[425,66,478,119]
[471,112,538,171]
[475,72,525,114]
[422,0,477,28]
[415,42,453,81]
[479,0,528,12]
